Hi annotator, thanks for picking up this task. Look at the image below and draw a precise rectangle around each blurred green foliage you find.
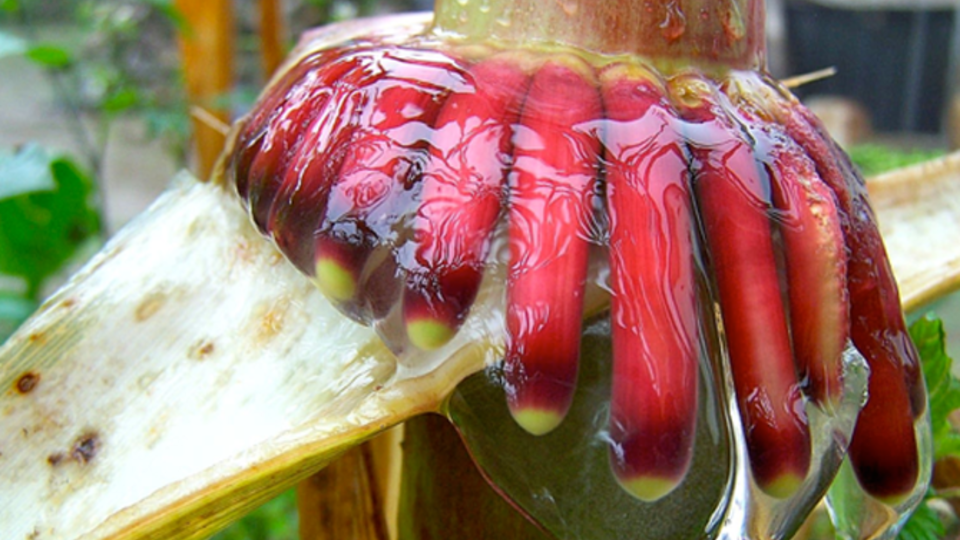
[0,146,101,294]
[210,489,299,540]
[1,0,192,172]
[914,316,960,462]
[849,144,946,177]
[0,145,101,341]
[897,315,959,540]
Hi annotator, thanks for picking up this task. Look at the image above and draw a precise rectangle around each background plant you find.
[0,0,185,343]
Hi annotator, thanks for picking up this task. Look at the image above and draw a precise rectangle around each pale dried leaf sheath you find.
[0,177,496,540]
[868,150,960,312]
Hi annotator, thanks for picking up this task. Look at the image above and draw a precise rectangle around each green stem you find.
[431,0,765,70]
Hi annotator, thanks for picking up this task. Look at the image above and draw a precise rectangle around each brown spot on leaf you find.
[15,372,40,394]
[189,340,216,361]
[27,332,46,345]
[60,298,77,309]
[47,432,102,467]
[71,433,100,464]
[135,292,166,322]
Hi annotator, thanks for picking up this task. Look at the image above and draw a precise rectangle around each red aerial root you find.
[601,63,700,502]
[674,76,811,499]
[739,74,924,501]
[244,52,366,235]
[312,50,467,319]
[504,56,603,436]
[403,54,530,350]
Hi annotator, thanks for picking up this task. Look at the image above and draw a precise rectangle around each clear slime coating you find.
[227,37,930,539]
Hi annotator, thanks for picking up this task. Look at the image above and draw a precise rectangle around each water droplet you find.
[723,0,746,41]
[660,0,686,42]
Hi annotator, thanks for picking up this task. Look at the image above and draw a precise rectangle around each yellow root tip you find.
[759,471,805,499]
[510,408,564,436]
[872,489,912,507]
[314,259,357,301]
[616,474,683,502]
[407,319,456,350]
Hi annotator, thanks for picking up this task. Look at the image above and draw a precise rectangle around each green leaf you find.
[0,152,101,298]
[897,315,960,540]
[0,0,19,13]
[935,432,960,458]
[101,86,140,114]
[910,314,960,459]
[849,144,946,177]
[25,44,72,69]
[143,0,190,34]
[0,30,26,58]
[208,489,298,540]
[0,144,56,200]
[897,497,945,540]
[0,291,35,343]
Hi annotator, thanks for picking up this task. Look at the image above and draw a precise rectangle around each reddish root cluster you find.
[227,41,924,504]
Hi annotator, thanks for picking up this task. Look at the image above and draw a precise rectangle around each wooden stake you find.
[297,444,390,540]
[259,0,287,79]
[781,67,837,89]
[176,0,235,180]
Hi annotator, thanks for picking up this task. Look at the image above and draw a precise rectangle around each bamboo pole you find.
[175,0,235,180]
[367,426,405,540]
[259,0,287,79]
